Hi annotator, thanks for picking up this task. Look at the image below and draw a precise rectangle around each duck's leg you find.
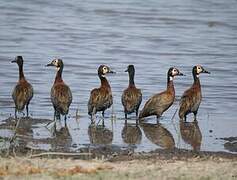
[125,113,127,119]
[56,111,60,121]
[26,103,29,117]
[101,110,105,127]
[156,115,160,124]
[14,108,17,119]
[193,112,197,121]
[136,108,139,118]
[54,110,56,121]
[91,107,96,124]
[64,115,67,127]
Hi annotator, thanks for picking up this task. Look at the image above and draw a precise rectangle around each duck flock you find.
[10,55,210,137]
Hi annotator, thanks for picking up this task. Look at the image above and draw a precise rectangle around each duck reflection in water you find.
[88,123,113,145]
[32,124,72,152]
[180,120,202,151]
[122,121,142,146]
[140,122,175,150]
[51,124,72,151]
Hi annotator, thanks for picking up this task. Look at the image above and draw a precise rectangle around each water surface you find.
[0,0,237,153]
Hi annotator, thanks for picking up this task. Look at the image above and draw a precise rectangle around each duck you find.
[179,65,210,121]
[88,65,114,120]
[46,58,72,125]
[139,67,183,120]
[121,65,142,119]
[12,56,34,118]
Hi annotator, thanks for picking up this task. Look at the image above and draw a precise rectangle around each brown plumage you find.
[46,59,72,124]
[122,65,142,119]
[88,65,114,119]
[180,120,202,151]
[179,65,210,121]
[12,56,33,118]
[139,67,183,120]
[140,122,175,149]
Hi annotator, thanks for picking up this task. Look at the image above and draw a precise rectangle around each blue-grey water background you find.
[0,0,237,153]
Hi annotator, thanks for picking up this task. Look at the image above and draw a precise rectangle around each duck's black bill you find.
[125,69,128,72]
[203,69,210,74]
[109,70,115,74]
[11,60,17,63]
[178,72,184,76]
[46,63,54,67]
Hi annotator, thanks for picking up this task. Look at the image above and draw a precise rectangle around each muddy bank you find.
[0,152,236,180]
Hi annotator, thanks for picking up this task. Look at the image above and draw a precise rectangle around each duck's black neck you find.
[128,71,135,87]
[193,72,200,85]
[167,75,174,90]
[18,63,25,81]
[55,66,63,83]
[99,74,110,88]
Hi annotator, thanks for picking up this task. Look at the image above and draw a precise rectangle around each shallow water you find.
[0,0,237,153]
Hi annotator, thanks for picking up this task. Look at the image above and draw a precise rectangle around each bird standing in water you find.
[121,65,142,119]
[179,65,210,121]
[12,56,34,119]
[139,67,183,121]
[46,59,72,126]
[11,56,33,143]
[88,65,114,122]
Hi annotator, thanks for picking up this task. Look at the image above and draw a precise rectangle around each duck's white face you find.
[171,68,179,76]
[52,59,60,71]
[102,66,109,75]
[196,65,202,74]
[51,59,59,66]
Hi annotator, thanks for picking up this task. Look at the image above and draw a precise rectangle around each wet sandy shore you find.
[0,149,236,180]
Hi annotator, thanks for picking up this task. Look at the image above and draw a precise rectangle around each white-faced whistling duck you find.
[139,67,183,121]
[179,65,210,121]
[121,65,142,119]
[88,65,114,121]
[12,56,34,119]
[46,59,72,125]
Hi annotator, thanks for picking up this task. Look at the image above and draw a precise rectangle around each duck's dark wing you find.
[122,88,142,113]
[51,83,72,114]
[139,91,172,118]
[88,87,113,115]
[179,87,196,119]
[88,88,100,115]
[12,82,34,110]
